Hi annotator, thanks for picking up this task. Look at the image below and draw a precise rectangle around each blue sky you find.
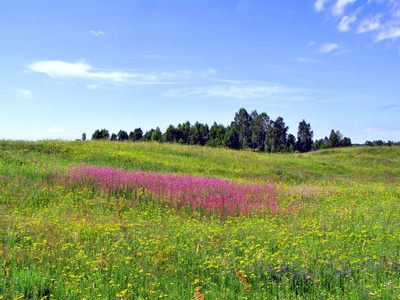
[1,0,400,143]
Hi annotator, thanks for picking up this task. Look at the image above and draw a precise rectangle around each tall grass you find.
[0,140,399,298]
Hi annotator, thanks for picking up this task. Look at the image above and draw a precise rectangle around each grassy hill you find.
[1,139,399,184]
[1,140,399,299]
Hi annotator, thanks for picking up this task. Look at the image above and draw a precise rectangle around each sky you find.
[1,0,400,143]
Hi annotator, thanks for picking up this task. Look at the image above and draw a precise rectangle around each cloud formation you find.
[338,9,360,31]
[314,0,330,12]
[365,127,400,136]
[318,43,340,53]
[13,88,33,98]
[28,61,131,82]
[27,60,194,87]
[314,0,400,45]
[374,25,400,42]
[331,0,357,16]
[167,83,315,102]
[90,30,104,37]
[357,14,382,33]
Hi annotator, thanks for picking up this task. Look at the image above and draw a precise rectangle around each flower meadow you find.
[1,140,400,299]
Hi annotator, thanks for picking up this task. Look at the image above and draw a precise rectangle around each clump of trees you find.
[89,108,353,153]
[312,129,352,151]
[365,140,400,147]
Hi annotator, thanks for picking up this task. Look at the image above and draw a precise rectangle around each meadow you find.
[0,140,399,299]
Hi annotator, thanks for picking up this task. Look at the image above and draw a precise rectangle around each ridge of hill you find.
[1,140,398,185]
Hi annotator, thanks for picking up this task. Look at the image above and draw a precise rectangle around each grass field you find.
[1,140,399,299]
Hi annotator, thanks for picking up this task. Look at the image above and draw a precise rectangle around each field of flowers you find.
[1,140,400,299]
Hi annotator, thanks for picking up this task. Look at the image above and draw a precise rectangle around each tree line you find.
[86,108,352,153]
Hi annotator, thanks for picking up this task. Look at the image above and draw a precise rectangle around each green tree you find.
[223,126,240,149]
[176,121,191,144]
[329,129,343,148]
[342,137,352,147]
[189,122,209,146]
[163,125,177,143]
[117,130,129,141]
[81,132,86,141]
[143,129,154,141]
[296,120,313,153]
[231,108,252,149]
[129,128,143,141]
[110,133,117,141]
[265,117,288,153]
[92,129,110,140]
[312,138,324,151]
[151,127,162,142]
[207,122,226,147]
[365,140,373,146]
[250,111,271,151]
[92,130,101,140]
[287,134,296,153]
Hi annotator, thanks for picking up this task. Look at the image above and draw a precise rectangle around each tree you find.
[365,140,373,146]
[297,120,313,153]
[265,117,288,153]
[286,134,296,153]
[207,122,226,147]
[250,111,271,151]
[110,133,117,141]
[329,130,343,148]
[92,130,101,140]
[223,126,240,149]
[81,132,86,141]
[162,125,177,143]
[231,108,252,149]
[189,122,209,146]
[92,129,110,140]
[373,140,384,146]
[117,130,129,141]
[151,127,162,141]
[143,129,154,141]
[312,138,324,151]
[199,123,209,146]
[129,128,143,141]
[342,137,352,147]
[176,121,191,144]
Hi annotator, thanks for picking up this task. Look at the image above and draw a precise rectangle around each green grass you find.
[1,140,400,299]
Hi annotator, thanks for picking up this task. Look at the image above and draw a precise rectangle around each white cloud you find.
[332,0,357,16]
[365,127,400,136]
[374,25,400,41]
[314,0,330,12]
[318,43,340,53]
[13,88,33,98]
[200,68,217,77]
[90,30,104,37]
[27,60,196,86]
[338,8,360,31]
[357,14,382,33]
[167,83,314,101]
[49,126,63,133]
[86,83,101,89]
[314,0,400,47]
[28,61,92,78]
[390,1,400,18]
